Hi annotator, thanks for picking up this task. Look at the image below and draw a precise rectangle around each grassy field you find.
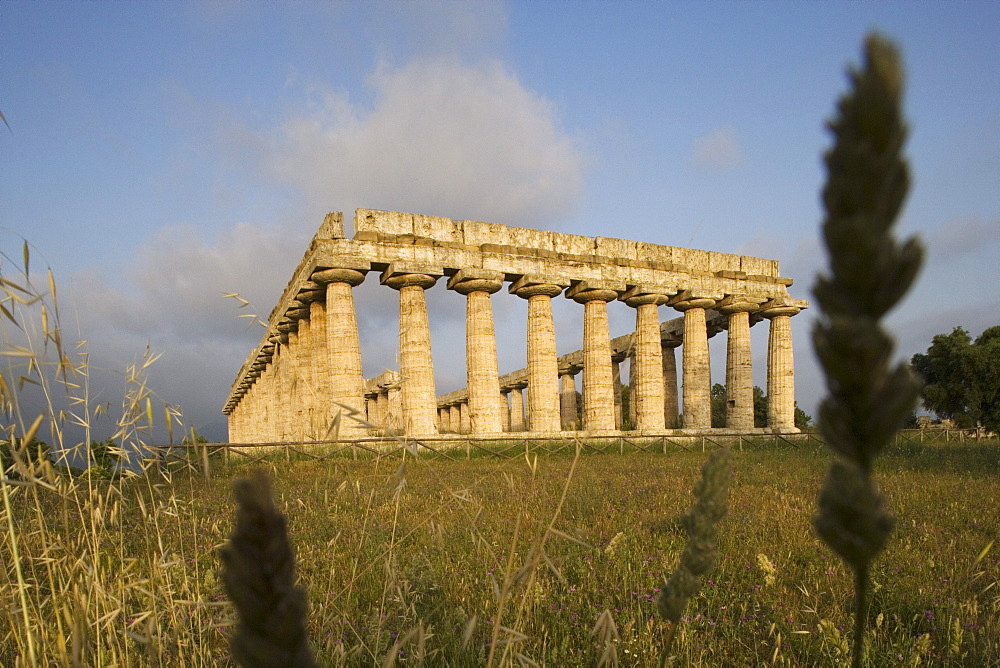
[2,439,998,666]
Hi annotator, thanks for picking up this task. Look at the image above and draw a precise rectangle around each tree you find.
[911,325,1000,433]
[711,383,727,427]
[713,383,812,429]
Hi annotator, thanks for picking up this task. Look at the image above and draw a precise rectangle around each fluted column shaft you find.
[458,401,471,434]
[500,392,511,431]
[449,271,505,434]
[313,268,368,438]
[726,310,755,429]
[308,300,330,431]
[510,387,526,431]
[295,317,314,436]
[383,271,440,436]
[511,277,565,434]
[574,291,619,432]
[612,360,623,428]
[387,385,403,434]
[673,297,716,429]
[718,298,759,431]
[764,304,800,431]
[373,391,387,430]
[559,371,579,430]
[662,341,680,428]
[628,296,668,430]
[285,329,302,439]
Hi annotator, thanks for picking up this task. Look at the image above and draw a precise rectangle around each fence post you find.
[200,443,211,481]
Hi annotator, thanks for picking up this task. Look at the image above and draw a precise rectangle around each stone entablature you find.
[224,209,807,442]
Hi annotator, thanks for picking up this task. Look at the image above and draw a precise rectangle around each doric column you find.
[448,270,505,434]
[459,401,472,434]
[387,380,403,434]
[567,281,623,432]
[311,267,368,438]
[285,296,312,438]
[382,266,442,436]
[628,353,637,429]
[718,296,763,431]
[509,384,526,432]
[612,358,623,428]
[623,288,671,431]
[293,312,314,436]
[448,404,461,434]
[510,275,567,433]
[662,336,680,428]
[559,365,580,430]
[304,292,329,431]
[373,390,387,430]
[279,324,300,439]
[762,299,805,432]
[670,292,717,429]
[500,391,511,431]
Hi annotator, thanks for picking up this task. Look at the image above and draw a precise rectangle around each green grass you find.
[4,441,996,665]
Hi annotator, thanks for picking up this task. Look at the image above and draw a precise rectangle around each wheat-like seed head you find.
[219,470,316,667]
[657,446,731,624]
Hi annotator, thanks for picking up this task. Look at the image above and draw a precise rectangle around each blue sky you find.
[2,1,998,441]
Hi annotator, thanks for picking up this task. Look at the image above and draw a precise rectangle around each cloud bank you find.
[254,58,585,229]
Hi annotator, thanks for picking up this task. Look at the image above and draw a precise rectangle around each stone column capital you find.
[294,281,328,303]
[381,264,443,291]
[447,268,505,295]
[559,362,583,376]
[716,294,766,314]
[661,332,682,348]
[760,297,809,319]
[312,267,368,287]
[566,280,625,304]
[510,274,568,299]
[668,290,717,311]
[621,284,674,308]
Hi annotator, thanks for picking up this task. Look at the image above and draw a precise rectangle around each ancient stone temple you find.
[223,210,808,441]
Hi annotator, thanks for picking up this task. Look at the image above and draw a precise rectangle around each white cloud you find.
[691,126,745,171]
[253,58,585,230]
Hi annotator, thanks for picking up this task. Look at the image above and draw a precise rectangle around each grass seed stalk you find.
[812,32,924,668]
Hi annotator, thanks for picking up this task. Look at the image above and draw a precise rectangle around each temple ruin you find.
[223,209,808,441]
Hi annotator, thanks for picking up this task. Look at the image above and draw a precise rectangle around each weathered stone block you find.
[708,251,742,273]
[356,209,414,236]
[462,220,509,247]
[551,232,596,255]
[635,241,672,265]
[318,211,345,239]
[508,226,553,250]
[413,214,462,243]
[595,236,637,259]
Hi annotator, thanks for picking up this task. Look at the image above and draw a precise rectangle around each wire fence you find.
[149,428,987,475]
